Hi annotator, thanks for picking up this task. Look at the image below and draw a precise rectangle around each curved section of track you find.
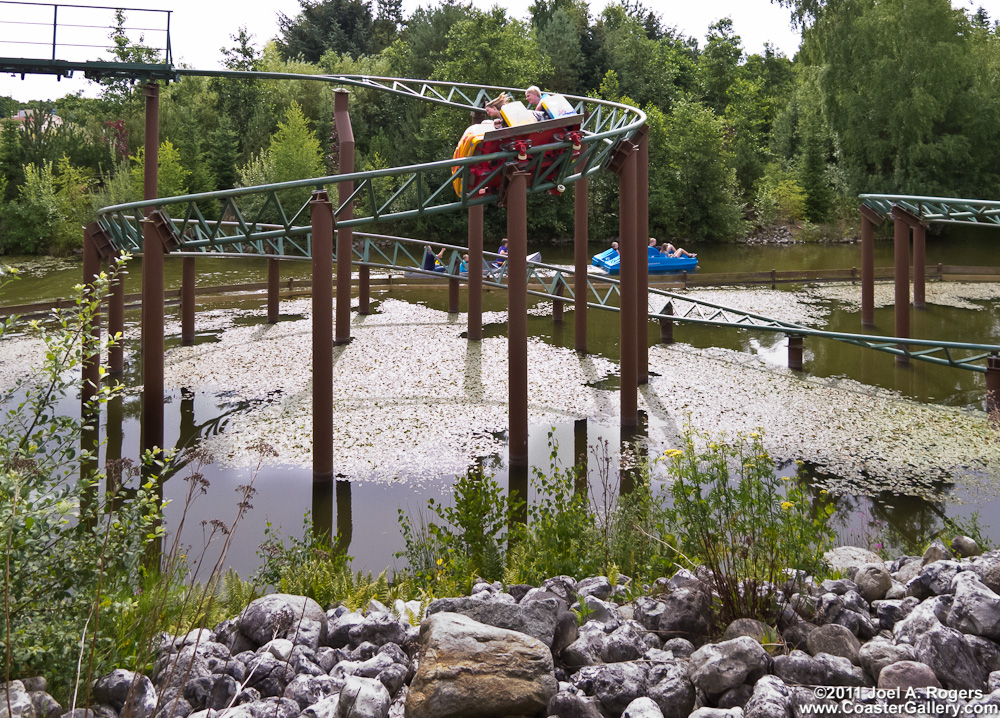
[94,72,1000,376]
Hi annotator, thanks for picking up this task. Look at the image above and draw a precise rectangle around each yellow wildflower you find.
[781,501,795,511]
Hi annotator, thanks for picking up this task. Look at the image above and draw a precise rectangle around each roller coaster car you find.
[452,113,584,197]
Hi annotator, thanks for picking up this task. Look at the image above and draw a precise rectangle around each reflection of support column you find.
[788,334,804,372]
[659,303,674,344]
[334,90,355,346]
[913,222,926,309]
[311,191,335,527]
[468,204,484,341]
[859,206,881,327]
[508,170,530,468]
[334,479,353,554]
[574,178,588,354]
[108,254,125,375]
[313,479,333,545]
[573,418,588,496]
[105,392,123,508]
[178,387,196,448]
[636,127,650,385]
[553,281,564,324]
[81,228,102,417]
[140,213,168,460]
[509,462,529,534]
[890,206,914,364]
[987,355,1000,417]
[267,255,280,324]
[616,141,638,427]
[181,257,195,345]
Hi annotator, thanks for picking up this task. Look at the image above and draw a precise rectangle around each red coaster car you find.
[452,111,584,198]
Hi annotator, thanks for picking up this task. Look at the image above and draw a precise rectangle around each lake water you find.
[2,225,999,575]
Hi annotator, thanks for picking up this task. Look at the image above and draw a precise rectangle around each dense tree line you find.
[0,0,998,255]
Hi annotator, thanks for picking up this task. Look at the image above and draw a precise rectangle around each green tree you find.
[208,116,241,191]
[277,0,374,62]
[699,18,743,115]
[212,27,272,164]
[101,9,161,110]
[130,141,190,200]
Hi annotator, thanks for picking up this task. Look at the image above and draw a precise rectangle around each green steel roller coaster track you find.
[92,72,999,376]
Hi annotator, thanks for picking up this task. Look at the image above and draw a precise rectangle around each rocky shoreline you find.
[7,541,1000,718]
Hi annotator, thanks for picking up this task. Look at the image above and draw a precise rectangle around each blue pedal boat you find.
[592,247,698,274]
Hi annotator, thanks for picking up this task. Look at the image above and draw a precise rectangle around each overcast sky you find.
[0,0,995,103]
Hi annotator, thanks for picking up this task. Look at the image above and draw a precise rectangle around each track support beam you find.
[507,169,530,468]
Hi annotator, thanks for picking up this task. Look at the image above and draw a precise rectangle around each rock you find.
[634,597,668,632]
[347,614,408,648]
[854,565,892,603]
[376,664,407,699]
[552,606,579,656]
[910,560,963,599]
[716,684,753,709]
[546,691,604,718]
[858,639,916,682]
[722,619,771,643]
[743,675,791,718]
[563,622,606,668]
[404,612,557,718]
[243,697,300,718]
[424,596,559,647]
[965,634,1000,673]
[1,682,34,718]
[657,587,711,643]
[812,653,866,687]
[690,709,744,718]
[93,670,158,718]
[29,693,60,718]
[327,613,365,649]
[239,594,327,649]
[688,637,770,696]
[622,697,665,718]
[893,595,950,645]
[260,638,294,662]
[579,662,649,717]
[244,652,296,697]
[579,595,622,632]
[878,661,942,691]
[646,663,695,718]
[781,622,815,651]
[282,675,345,710]
[577,576,613,601]
[978,557,1000,594]
[820,578,858,595]
[913,623,987,691]
[542,576,578,603]
[302,695,341,718]
[946,571,1000,641]
[662,638,695,658]
[19,681,45,694]
[893,557,923,586]
[952,536,981,558]
[805,623,861,665]
[601,621,648,663]
[923,540,950,566]
[831,605,879,641]
[772,650,826,687]
[885,581,906,600]
[990,670,1000,693]
[337,676,390,718]
[874,598,918,631]
[824,547,886,576]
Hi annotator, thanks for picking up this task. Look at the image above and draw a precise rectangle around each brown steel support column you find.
[659,303,674,344]
[891,207,912,364]
[636,127,650,384]
[359,265,370,315]
[334,90,355,346]
[574,178,588,353]
[181,257,195,345]
[859,206,880,327]
[311,191,335,488]
[987,355,1000,417]
[553,281,564,324]
[143,83,159,207]
[913,222,926,309]
[507,170,530,468]
[468,204,484,341]
[617,143,638,427]
[268,256,280,323]
[448,273,460,314]
[81,230,101,416]
[140,214,166,457]
[108,259,124,374]
[788,335,804,371]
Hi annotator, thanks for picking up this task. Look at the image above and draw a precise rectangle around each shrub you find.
[663,429,835,625]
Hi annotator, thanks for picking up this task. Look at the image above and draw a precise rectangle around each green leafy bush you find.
[663,429,835,625]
